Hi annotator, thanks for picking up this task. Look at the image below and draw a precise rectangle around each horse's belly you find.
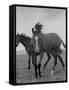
[43,44,52,51]
[40,41,58,52]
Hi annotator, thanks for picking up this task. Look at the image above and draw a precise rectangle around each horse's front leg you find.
[34,64,38,78]
[28,55,31,69]
[32,52,38,78]
[38,52,43,77]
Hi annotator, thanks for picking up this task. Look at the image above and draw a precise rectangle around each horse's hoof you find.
[39,74,42,77]
[50,70,54,75]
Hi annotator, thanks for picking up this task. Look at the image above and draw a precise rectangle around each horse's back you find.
[38,33,61,51]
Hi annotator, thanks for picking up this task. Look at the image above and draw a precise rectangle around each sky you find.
[16,6,66,52]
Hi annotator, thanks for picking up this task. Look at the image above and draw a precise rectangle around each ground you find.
[16,50,66,84]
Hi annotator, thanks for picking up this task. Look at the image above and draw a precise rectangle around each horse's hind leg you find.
[57,55,65,68]
[51,56,57,75]
[28,55,31,69]
[50,52,57,75]
[53,56,57,71]
[44,52,51,67]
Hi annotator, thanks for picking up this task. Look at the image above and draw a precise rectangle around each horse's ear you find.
[21,33,25,37]
[20,33,22,36]
[17,33,19,36]
[21,33,23,35]
[24,34,25,36]
[32,28,34,33]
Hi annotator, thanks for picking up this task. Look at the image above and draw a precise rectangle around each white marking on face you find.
[35,36,39,52]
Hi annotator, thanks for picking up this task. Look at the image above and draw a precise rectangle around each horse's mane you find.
[21,33,31,40]
[16,33,19,37]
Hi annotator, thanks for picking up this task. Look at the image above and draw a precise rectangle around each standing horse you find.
[16,33,33,69]
[16,33,40,77]
[16,33,52,78]
[32,23,66,77]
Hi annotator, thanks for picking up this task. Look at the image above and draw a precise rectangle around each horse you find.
[16,33,42,77]
[32,23,66,77]
[16,33,34,69]
[16,33,53,78]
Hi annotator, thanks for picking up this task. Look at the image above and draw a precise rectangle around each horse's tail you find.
[61,39,66,48]
[53,48,64,54]
[58,48,64,54]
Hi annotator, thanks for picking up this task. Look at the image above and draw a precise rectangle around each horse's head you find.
[20,33,31,42]
[35,22,43,31]
[18,33,32,49]
[18,33,27,45]
[32,28,40,53]
[32,28,38,37]
[16,33,20,47]
[16,33,25,47]
[32,22,43,37]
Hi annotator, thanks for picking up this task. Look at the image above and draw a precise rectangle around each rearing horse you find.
[32,23,66,77]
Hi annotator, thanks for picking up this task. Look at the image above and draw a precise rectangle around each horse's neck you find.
[21,39,30,49]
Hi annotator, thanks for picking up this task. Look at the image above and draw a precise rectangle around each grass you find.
[16,50,66,84]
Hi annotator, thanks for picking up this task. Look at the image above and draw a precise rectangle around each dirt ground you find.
[16,50,66,84]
